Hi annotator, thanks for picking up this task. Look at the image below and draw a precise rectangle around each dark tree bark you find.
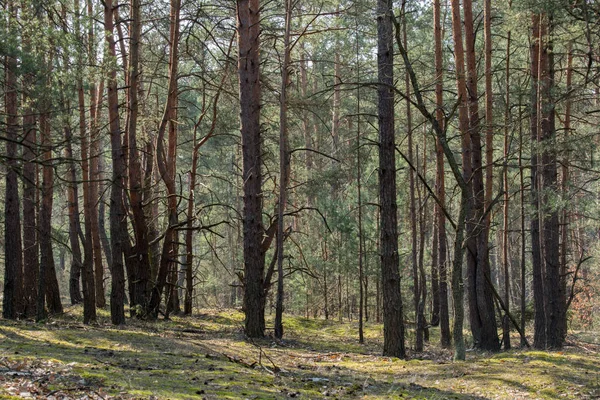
[105,0,127,325]
[463,0,499,352]
[22,39,39,319]
[78,84,97,324]
[433,0,450,348]
[3,0,25,319]
[501,0,512,350]
[88,0,106,309]
[403,3,422,353]
[126,0,152,315]
[148,0,181,319]
[530,13,545,349]
[238,0,266,338]
[539,16,563,349]
[378,0,405,358]
[559,43,573,341]
[274,0,292,340]
[38,112,63,318]
[65,122,84,306]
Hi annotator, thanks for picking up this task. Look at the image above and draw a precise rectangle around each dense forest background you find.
[1,0,600,361]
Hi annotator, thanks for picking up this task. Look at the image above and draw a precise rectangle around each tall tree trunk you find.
[22,25,39,318]
[274,0,292,340]
[148,0,181,319]
[65,122,84,306]
[449,0,472,359]
[75,0,97,323]
[238,0,265,337]
[433,0,450,348]
[3,0,25,319]
[105,0,127,325]
[404,3,422,353]
[463,0,499,352]
[88,0,105,309]
[378,0,405,358]
[518,91,527,347]
[356,27,365,344]
[530,13,545,349]
[127,0,152,315]
[539,15,563,349]
[501,0,512,349]
[39,111,63,317]
[559,43,573,341]
[78,83,97,323]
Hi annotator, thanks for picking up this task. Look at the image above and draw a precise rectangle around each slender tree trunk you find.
[39,111,63,317]
[65,123,84,306]
[539,16,563,349]
[449,0,472,359]
[501,2,512,349]
[378,0,405,358]
[356,27,365,344]
[404,3,422,353]
[78,83,97,324]
[105,0,127,325]
[3,0,25,318]
[433,0,450,348]
[127,0,152,315]
[22,26,39,318]
[274,0,292,340]
[519,91,527,347]
[148,0,181,319]
[530,14,546,348]
[559,43,573,341]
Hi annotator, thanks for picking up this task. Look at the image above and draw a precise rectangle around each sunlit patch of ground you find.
[1,307,599,399]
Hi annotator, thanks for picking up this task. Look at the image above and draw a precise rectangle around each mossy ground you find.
[1,307,599,399]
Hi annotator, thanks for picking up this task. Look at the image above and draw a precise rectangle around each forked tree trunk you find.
[463,0,499,352]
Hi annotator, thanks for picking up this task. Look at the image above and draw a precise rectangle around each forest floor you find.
[0,308,599,399]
